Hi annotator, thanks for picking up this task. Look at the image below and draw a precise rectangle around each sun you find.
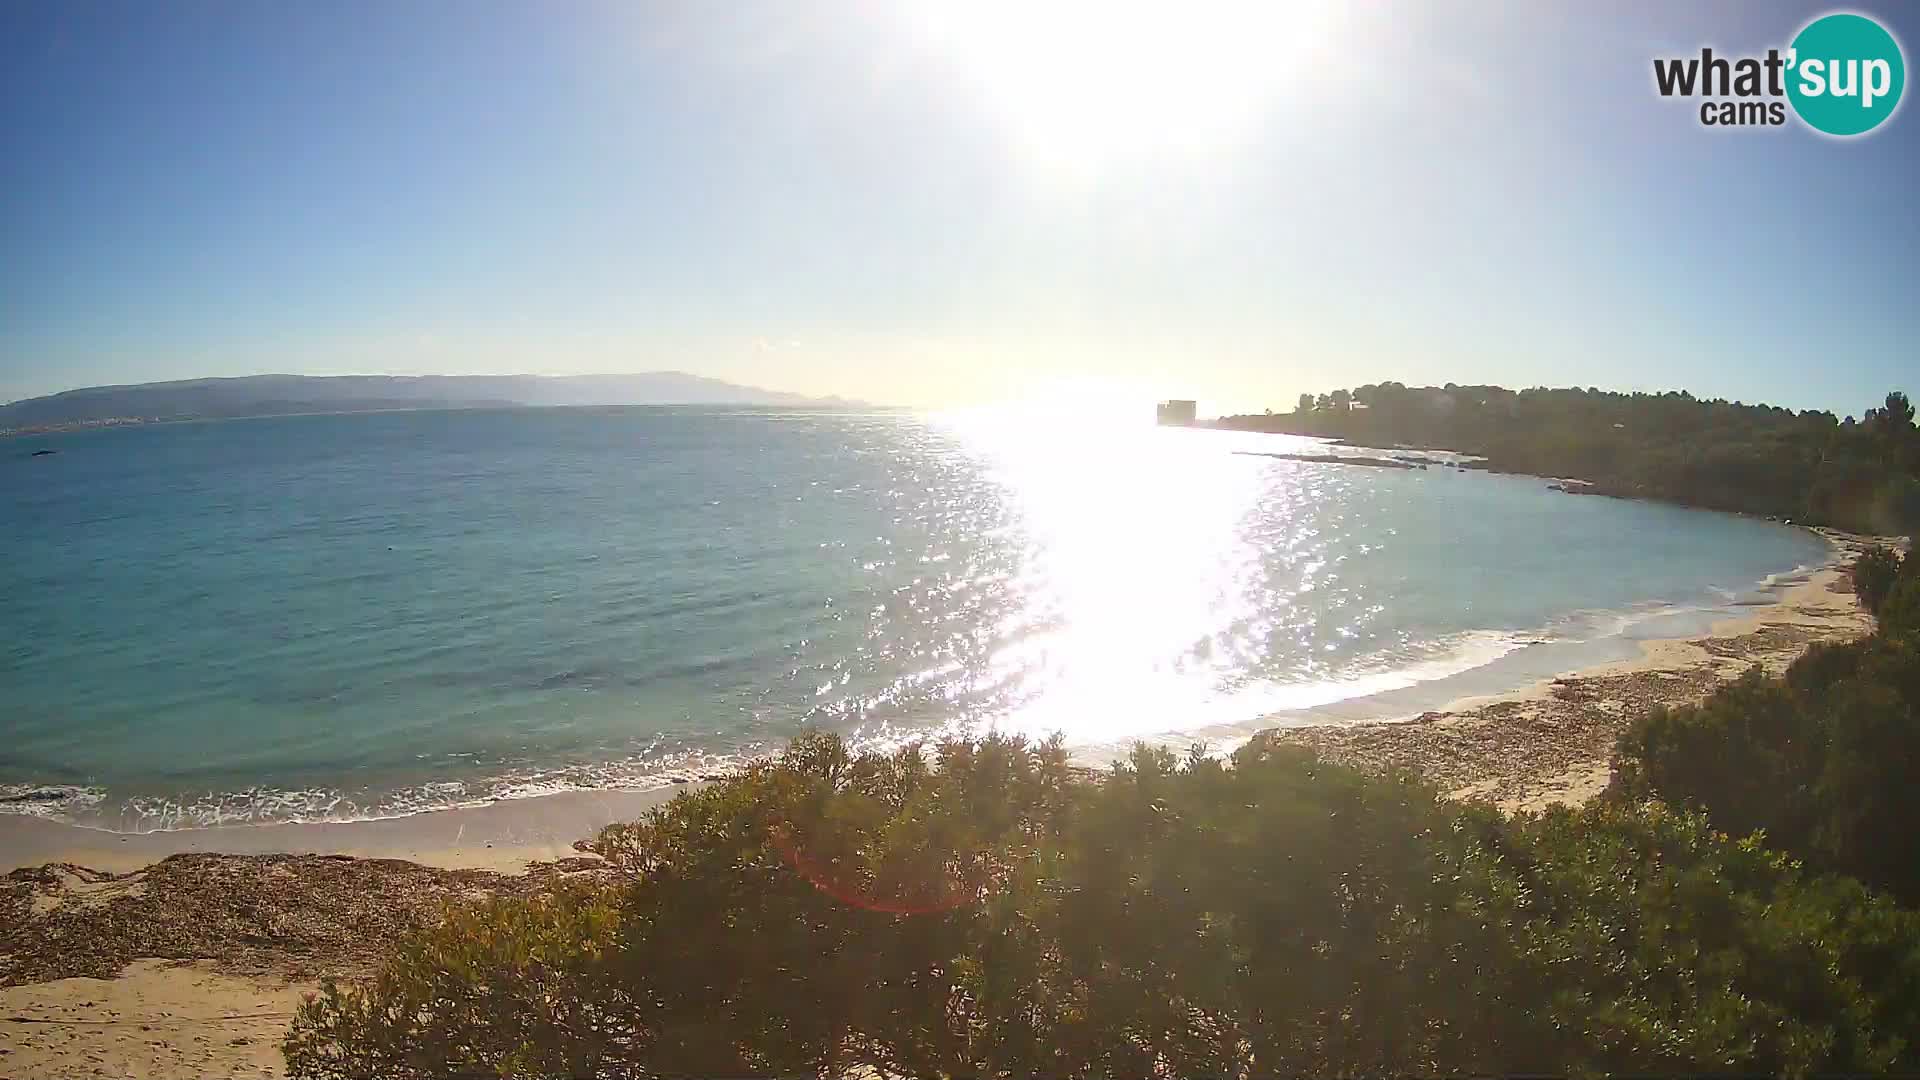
[895,0,1344,176]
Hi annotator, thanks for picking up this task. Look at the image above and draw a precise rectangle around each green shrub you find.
[1881,568,1920,639]
[1852,546,1905,617]
[1042,744,1531,1076]
[286,734,1920,1078]
[1811,639,1920,900]
[288,731,1079,1079]
[1033,743,1920,1076]
[1785,637,1872,694]
[1500,801,1920,1074]
[1613,633,1920,904]
[282,888,628,1080]
[1610,668,1823,854]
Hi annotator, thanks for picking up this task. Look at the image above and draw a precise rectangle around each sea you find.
[0,406,1832,830]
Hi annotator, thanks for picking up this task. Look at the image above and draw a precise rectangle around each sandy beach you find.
[1259,528,1888,814]
[0,527,1894,1078]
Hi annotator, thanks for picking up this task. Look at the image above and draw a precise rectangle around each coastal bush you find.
[1612,631,1920,904]
[1610,669,1823,853]
[1812,654,1920,900]
[288,731,1080,1079]
[1851,546,1904,616]
[1879,566,1920,640]
[281,888,630,1079]
[1497,802,1920,1074]
[286,734,1920,1078]
[1030,744,1920,1076]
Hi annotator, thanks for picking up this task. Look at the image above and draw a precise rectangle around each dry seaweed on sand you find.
[0,853,608,986]
[1258,589,1870,812]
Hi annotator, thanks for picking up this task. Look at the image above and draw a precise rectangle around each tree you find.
[1208,385,1919,534]
[1883,391,1916,432]
[1296,393,1315,414]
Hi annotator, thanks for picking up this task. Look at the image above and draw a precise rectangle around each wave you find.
[0,750,755,833]
[5,544,1845,834]
[0,782,106,818]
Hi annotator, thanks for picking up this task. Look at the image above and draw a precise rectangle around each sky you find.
[2,1,1916,416]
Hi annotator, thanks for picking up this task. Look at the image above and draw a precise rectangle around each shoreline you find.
[1,426,1850,843]
[1257,526,1891,813]
[0,784,692,876]
[0,527,1885,876]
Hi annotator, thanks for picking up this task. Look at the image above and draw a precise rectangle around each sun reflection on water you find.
[844,395,1347,750]
[958,409,1273,739]
[817,396,1540,758]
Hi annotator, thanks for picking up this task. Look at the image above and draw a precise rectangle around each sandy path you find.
[1,962,305,1078]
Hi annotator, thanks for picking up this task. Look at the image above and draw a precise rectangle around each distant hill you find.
[0,373,865,430]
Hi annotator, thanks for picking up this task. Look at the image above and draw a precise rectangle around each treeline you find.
[286,555,1920,1079]
[1216,384,1920,534]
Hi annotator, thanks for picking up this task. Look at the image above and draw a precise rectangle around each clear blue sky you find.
[3,1,1915,415]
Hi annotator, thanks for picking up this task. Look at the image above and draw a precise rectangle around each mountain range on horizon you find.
[0,373,868,431]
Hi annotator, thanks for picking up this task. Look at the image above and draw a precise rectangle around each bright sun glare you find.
[900,0,1342,174]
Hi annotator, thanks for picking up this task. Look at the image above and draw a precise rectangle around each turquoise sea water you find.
[1,408,1830,829]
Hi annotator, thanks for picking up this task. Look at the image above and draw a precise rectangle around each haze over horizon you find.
[4,1,1917,416]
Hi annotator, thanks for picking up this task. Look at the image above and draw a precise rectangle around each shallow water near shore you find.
[1,407,1831,830]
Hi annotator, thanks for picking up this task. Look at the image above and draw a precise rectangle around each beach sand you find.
[1257,529,1887,814]
[0,527,1895,1077]
[0,961,309,1078]
[1,853,615,1077]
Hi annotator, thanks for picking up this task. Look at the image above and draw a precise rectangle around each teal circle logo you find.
[1787,13,1905,136]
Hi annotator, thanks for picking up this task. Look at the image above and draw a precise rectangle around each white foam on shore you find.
[2,751,757,834]
[0,783,106,818]
[2,534,1849,835]
[1042,534,1852,770]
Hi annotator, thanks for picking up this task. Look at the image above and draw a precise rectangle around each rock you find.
[1231,450,1419,470]
[30,448,57,456]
